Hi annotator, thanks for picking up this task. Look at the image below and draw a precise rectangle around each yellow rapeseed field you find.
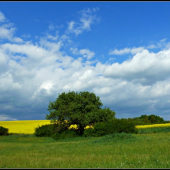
[0,120,51,134]
[1,119,170,135]
[135,123,170,129]
[0,120,93,134]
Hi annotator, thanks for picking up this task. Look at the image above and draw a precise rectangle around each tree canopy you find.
[133,114,165,124]
[46,90,116,135]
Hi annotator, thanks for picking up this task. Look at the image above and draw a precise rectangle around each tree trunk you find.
[79,124,84,136]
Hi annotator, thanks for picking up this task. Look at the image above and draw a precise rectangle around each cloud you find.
[160,38,167,43]
[0,13,23,42]
[21,34,31,38]
[70,47,78,54]
[68,21,75,30]
[147,44,157,49]
[1,38,170,121]
[70,47,95,60]
[49,24,54,30]
[66,7,100,36]
[147,38,168,49]
[110,38,169,55]
[47,34,58,41]
[104,48,170,85]
[109,47,144,55]
[1,9,170,121]
[43,31,59,41]
[0,114,17,121]
[79,49,95,60]
[0,24,16,40]
[0,11,6,22]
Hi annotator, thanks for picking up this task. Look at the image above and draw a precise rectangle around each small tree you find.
[46,90,116,135]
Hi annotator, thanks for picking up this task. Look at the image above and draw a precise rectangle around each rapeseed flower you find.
[0,120,51,134]
[0,120,94,134]
[135,123,170,129]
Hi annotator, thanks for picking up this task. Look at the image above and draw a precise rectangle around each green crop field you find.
[0,132,170,168]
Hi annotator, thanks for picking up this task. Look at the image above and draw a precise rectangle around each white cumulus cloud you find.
[104,48,170,85]
[1,9,170,121]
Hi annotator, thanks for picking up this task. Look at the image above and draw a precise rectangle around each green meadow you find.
[0,132,170,168]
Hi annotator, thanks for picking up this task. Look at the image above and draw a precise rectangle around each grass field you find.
[1,120,170,168]
[0,132,170,168]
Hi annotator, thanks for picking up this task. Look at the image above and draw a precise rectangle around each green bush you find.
[34,122,71,137]
[34,124,57,137]
[83,128,96,137]
[93,122,111,137]
[51,132,61,140]
[52,129,79,140]
[0,126,9,136]
[112,118,137,134]
[90,118,137,137]
[127,118,151,125]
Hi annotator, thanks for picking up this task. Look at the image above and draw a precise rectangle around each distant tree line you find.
[129,114,169,125]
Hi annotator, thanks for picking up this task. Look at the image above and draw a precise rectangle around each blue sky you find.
[0,2,170,121]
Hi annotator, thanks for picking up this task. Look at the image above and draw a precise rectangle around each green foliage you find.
[46,90,116,135]
[132,114,166,124]
[127,118,151,125]
[34,121,73,137]
[93,122,110,137]
[0,126,9,136]
[52,129,79,140]
[164,120,170,123]
[91,118,137,137]
[34,124,57,137]
[112,118,137,134]
[148,114,165,124]
[83,128,96,137]
[137,127,170,134]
